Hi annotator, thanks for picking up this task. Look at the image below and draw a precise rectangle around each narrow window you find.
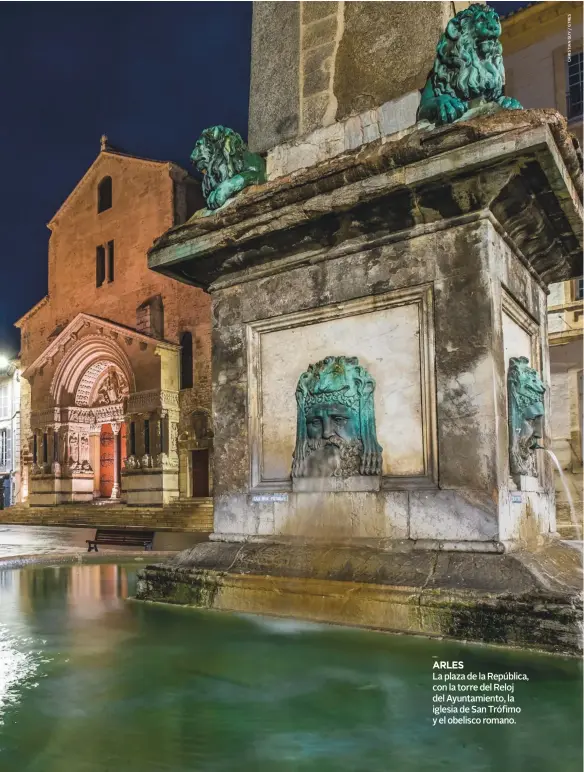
[97,176,112,213]
[107,240,114,282]
[576,277,584,300]
[0,384,8,419]
[129,422,136,456]
[0,430,6,466]
[180,331,193,389]
[43,433,48,463]
[53,432,59,463]
[33,434,38,464]
[96,245,106,287]
[566,52,583,120]
[144,419,150,455]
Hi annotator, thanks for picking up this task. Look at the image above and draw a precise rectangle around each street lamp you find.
[0,355,9,369]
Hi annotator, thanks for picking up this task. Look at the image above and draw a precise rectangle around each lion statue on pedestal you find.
[417,4,522,126]
[190,126,266,211]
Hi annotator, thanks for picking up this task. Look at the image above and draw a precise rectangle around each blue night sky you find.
[0,1,533,356]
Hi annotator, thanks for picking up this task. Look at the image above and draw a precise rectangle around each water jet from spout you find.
[541,448,582,541]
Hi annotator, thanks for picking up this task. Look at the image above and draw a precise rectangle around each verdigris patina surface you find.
[292,356,382,478]
[417,4,522,126]
[508,356,546,478]
[190,126,266,211]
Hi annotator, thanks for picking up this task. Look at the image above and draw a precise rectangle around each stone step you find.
[0,502,214,532]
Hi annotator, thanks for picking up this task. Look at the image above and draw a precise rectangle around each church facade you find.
[16,139,212,507]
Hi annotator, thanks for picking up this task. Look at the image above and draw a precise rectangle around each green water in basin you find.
[0,562,581,771]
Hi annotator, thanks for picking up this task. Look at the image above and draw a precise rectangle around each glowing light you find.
[0,355,9,369]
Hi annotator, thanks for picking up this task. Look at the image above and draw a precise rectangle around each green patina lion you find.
[190,126,266,211]
[418,4,522,126]
[292,356,383,479]
[507,356,546,478]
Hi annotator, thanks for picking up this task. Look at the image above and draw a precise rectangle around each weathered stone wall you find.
[248,1,300,154]
[248,1,480,152]
[210,218,550,545]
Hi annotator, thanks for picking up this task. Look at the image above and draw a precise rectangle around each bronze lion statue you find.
[190,126,266,211]
[417,4,522,126]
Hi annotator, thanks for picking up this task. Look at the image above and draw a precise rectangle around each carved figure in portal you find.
[292,356,383,478]
[507,356,546,478]
[417,4,522,126]
[190,126,266,211]
[95,369,128,406]
[68,433,79,468]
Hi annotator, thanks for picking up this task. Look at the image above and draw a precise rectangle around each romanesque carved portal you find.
[507,356,546,478]
[292,356,383,478]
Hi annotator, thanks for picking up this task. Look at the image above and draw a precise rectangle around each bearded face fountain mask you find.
[292,356,383,479]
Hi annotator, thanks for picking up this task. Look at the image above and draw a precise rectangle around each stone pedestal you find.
[146,109,583,651]
[150,109,581,552]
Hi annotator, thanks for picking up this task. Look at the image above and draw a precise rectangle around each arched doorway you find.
[49,338,133,501]
[99,423,127,498]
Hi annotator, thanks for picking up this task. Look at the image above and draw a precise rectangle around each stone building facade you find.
[0,358,22,506]
[501,2,583,534]
[16,139,212,507]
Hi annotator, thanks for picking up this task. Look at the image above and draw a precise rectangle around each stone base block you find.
[29,475,94,506]
[136,540,583,655]
[122,470,179,506]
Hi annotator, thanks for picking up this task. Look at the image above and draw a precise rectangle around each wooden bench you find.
[86,528,154,552]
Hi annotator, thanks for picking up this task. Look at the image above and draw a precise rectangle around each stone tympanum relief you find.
[190,126,266,211]
[94,369,128,406]
[507,356,546,478]
[417,4,522,126]
[292,356,383,480]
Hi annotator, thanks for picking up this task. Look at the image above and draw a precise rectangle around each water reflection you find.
[0,564,134,727]
[0,563,582,772]
[0,571,41,724]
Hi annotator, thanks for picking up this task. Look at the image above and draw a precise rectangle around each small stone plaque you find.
[252,493,289,502]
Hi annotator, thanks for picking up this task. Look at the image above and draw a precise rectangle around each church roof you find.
[47,136,195,227]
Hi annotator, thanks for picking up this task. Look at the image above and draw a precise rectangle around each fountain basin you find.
[137,540,583,655]
[1,561,582,770]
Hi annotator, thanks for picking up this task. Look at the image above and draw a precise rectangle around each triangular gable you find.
[23,312,179,378]
[48,148,190,227]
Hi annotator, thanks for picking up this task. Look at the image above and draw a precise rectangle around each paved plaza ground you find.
[0,523,202,563]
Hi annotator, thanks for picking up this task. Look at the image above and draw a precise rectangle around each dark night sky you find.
[0,2,252,356]
[0,1,531,358]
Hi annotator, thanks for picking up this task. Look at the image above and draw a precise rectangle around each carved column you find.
[111,422,121,499]
[47,428,54,467]
[89,426,101,498]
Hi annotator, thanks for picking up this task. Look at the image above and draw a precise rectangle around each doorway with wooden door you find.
[99,423,127,498]
[191,449,209,497]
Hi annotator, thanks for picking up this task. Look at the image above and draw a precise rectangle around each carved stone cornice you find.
[148,109,582,290]
[127,389,180,415]
[31,402,125,428]
[23,312,180,379]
